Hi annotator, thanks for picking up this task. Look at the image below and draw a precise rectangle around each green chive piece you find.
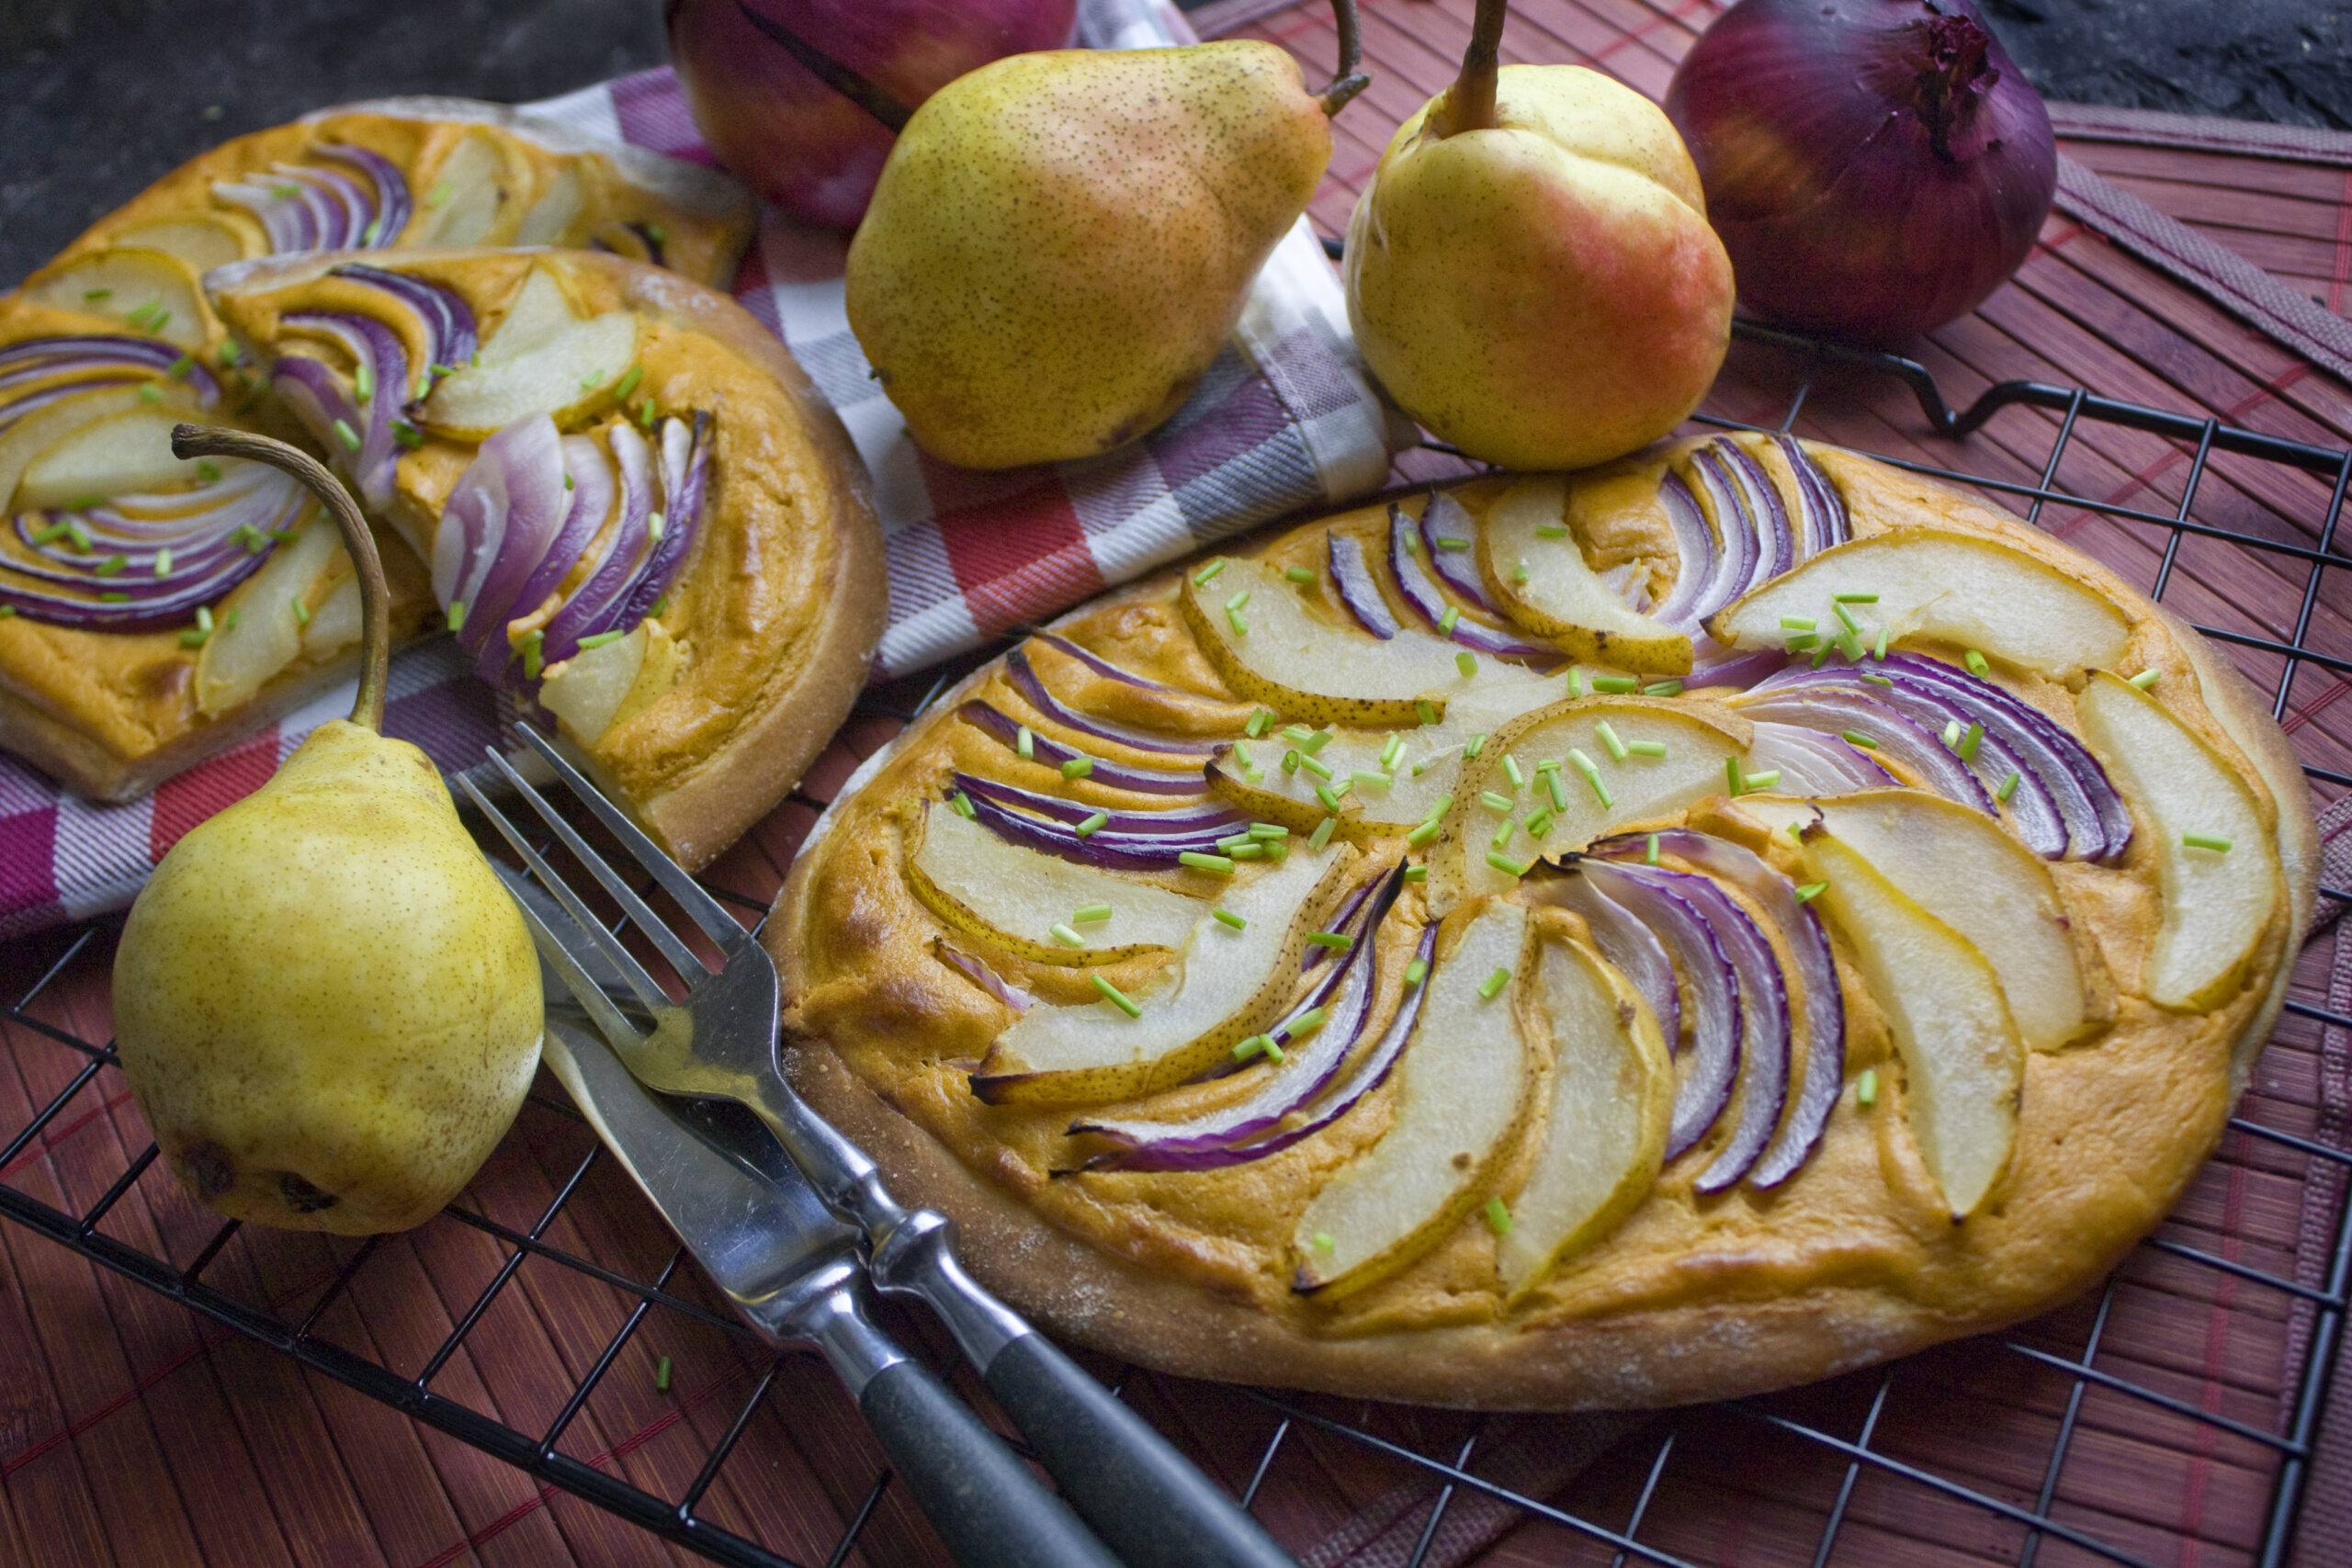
[1842,729,1878,749]
[333,418,361,452]
[563,472,575,491]
[1502,753,1525,789]
[1439,605,1461,635]
[1281,725,1315,745]
[1744,769,1781,790]
[1644,680,1684,697]
[1426,794,1455,819]
[1416,698,1438,726]
[1958,721,1984,763]
[179,626,207,648]
[1051,923,1086,948]
[1093,975,1143,1017]
[1645,832,1661,864]
[427,177,453,207]
[1400,529,1418,554]
[579,368,605,392]
[1941,719,1964,749]
[1405,957,1429,987]
[1995,770,2021,804]
[1590,674,1637,694]
[649,596,669,619]
[393,420,423,448]
[1300,753,1333,782]
[1262,1038,1285,1064]
[1783,633,1819,652]
[1476,966,1511,1000]
[615,366,644,402]
[139,383,163,404]
[1283,749,1302,775]
[1534,523,1568,539]
[1245,707,1273,738]
[94,555,126,578]
[1525,809,1554,839]
[1307,931,1354,951]
[1231,1035,1266,1062]
[1726,755,1746,795]
[65,519,93,551]
[1216,834,1254,852]
[1836,626,1864,661]
[576,629,627,649]
[217,343,240,367]
[360,217,383,245]
[2130,669,2163,690]
[1436,536,1470,551]
[1964,649,1990,678]
[1857,1068,1879,1107]
[446,601,468,632]
[1017,725,1035,761]
[1861,671,1894,686]
[353,359,373,402]
[1227,605,1248,637]
[647,511,664,545]
[1061,756,1094,782]
[1315,782,1344,812]
[1597,721,1628,762]
[1234,739,1255,773]
[1794,881,1827,902]
[1380,734,1406,770]
[1250,823,1288,839]
[1214,908,1247,931]
[646,224,666,244]
[1302,729,1333,755]
[655,1356,673,1393]
[1490,816,1517,850]
[1309,816,1338,851]
[1787,821,1804,840]
[1544,771,1569,811]
[1833,603,1864,634]
[1512,561,1531,585]
[950,790,976,818]
[2183,831,2233,853]
[520,629,545,681]
[97,592,130,604]
[1625,739,1667,758]
[1834,591,1880,604]
[1283,566,1316,585]
[1781,615,1817,631]
[289,594,310,627]
[639,398,658,428]
[1455,649,1476,677]
[1224,588,1250,613]
[1483,1198,1513,1235]
[82,288,112,302]
[1313,1232,1336,1251]
[1480,790,1513,814]
[1407,818,1442,848]
[1229,841,1267,860]
[1487,850,1531,878]
[1074,810,1109,838]
[168,353,194,380]
[1350,770,1390,794]
[1180,851,1236,874]
[196,460,220,482]
[1873,626,1890,659]
[29,519,70,546]
[1565,667,1588,697]
[1464,733,1487,759]
[193,605,213,635]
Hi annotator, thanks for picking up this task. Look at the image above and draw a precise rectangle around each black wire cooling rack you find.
[5,319,2351,1568]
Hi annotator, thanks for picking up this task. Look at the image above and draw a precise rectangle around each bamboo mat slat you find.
[6,1,2352,1564]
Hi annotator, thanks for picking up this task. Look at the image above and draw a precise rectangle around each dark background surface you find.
[0,0,2346,307]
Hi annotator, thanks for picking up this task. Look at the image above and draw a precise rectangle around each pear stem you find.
[1433,0,1510,138]
[1315,0,1371,118]
[171,425,390,734]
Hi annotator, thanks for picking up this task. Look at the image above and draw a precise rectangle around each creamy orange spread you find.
[785,439,2295,1343]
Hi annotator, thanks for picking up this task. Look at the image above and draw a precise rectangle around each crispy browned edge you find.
[763,471,2324,1412]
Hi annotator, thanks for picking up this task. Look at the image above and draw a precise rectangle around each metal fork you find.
[463,728,1297,1568]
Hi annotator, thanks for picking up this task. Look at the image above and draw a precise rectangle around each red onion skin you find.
[1665,0,2057,346]
[666,0,1079,230]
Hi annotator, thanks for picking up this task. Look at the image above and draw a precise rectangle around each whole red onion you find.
[1664,0,2057,346]
[665,0,1079,231]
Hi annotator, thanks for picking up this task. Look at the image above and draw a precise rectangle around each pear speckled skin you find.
[844,41,1331,470]
[1344,65,1735,470]
[113,720,543,1235]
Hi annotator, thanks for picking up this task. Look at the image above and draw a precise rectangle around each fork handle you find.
[981,1332,1300,1568]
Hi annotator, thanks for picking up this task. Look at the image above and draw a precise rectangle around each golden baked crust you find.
[207,248,885,868]
[769,438,2320,1410]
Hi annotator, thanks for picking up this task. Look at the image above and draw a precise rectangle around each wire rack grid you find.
[3,323,2350,1568]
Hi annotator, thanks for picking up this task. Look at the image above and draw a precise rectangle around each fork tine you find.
[489,863,651,1056]
[480,749,713,983]
[458,773,675,1015]
[514,727,746,950]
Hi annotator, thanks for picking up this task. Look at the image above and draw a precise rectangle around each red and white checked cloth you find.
[0,0,1406,942]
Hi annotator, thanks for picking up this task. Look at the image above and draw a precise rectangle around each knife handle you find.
[981,1332,1300,1568]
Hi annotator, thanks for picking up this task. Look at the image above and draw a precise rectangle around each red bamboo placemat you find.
[7,2,2352,1565]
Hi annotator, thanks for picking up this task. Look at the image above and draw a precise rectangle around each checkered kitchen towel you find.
[0,0,1404,941]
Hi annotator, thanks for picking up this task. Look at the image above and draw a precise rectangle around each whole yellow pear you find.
[115,719,544,1234]
[845,41,1333,469]
[1345,40,1735,469]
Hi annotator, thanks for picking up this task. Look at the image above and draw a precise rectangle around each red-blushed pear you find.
[1342,0,1734,470]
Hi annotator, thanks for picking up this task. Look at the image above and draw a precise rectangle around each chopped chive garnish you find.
[1093,975,1143,1017]
[1490,816,1517,850]
[1481,790,1513,813]
[1216,833,1254,852]
[1833,603,1863,634]
[1074,810,1109,838]
[1061,756,1094,781]
[1405,957,1429,987]
[427,177,453,207]
[1836,626,1864,661]
[1861,671,1893,686]
[1624,739,1667,758]
[1644,680,1684,697]
[1439,605,1461,635]
[1726,755,1746,795]
[28,520,69,546]
[1487,850,1531,877]
[1299,753,1333,782]
[1502,753,1525,789]
[333,418,361,451]
[1787,821,1804,840]
[1180,851,1235,874]
[1857,1068,1878,1106]
[1783,633,1819,651]
[1246,707,1273,738]
[289,594,310,626]
[1416,698,1438,726]
[1250,822,1288,839]
[1315,782,1344,811]
[127,300,165,329]
[1051,923,1086,947]
[1834,591,1880,604]
[1313,1232,1336,1251]
[648,511,664,545]
[1350,770,1389,793]
[361,217,383,245]
[447,601,469,632]
[94,555,125,578]
[1483,1198,1513,1235]
[1227,605,1248,637]
[196,606,214,633]
[2129,669,2163,690]
[168,353,194,380]
[1283,749,1302,775]
[1873,626,1890,658]
[1476,966,1511,1000]
[1017,725,1035,761]
[1282,725,1315,744]
[1544,770,1570,811]
[1996,771,2020,804]
[580,368,605,391]
[577,629,627,649]
[1964,649,1990,678]
[1214,908,1247,931]
[1512,562,1530,585]
[639,398,658,428]
[1645,832,1661,864]
[1957,721,1984,763]
[649,596,669,618]
[1302,729,1333,755]
[1455,649,1476,677]
[96,592,129,604]
[646,224,666,243]
[1841,729,1877,749]
[1306,931,1354,951]
[1426,793,1455,819]
[520,629,545,680]
[1231,1035,1265,1062]
[353,359,372,401]
[218,342,241,367]
[139,383,163,403]
[82,288,112,302]
[1309,816,1337,851]
[1524,809,1553,838]
[178,626,207,648]
[1234,739,1255,772]
[616,366,643,401]
[655,1356,672,1393]
[1436,536,1470,550]
[195,460,220,483]
[1781,615,1816,631]
[951,790,976,818]
[1534,523,1568,539]
[1400,530,1418,554]
[65,519,93,551]
[1597,721,1627,761]
[1565,667,1588,697]
[1284,566,1316,585]
[1941,719,1964,749]
[1794,881,1826,902]
[393,420,423,447]
[1407,818,1442,848]
[1225,589,1251,613]
[1229,842,1267,860]
[1464,733,1487,759]
[2183,831,2233,853]
[1744,769,1781,790]
[1380,733,1406,770]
